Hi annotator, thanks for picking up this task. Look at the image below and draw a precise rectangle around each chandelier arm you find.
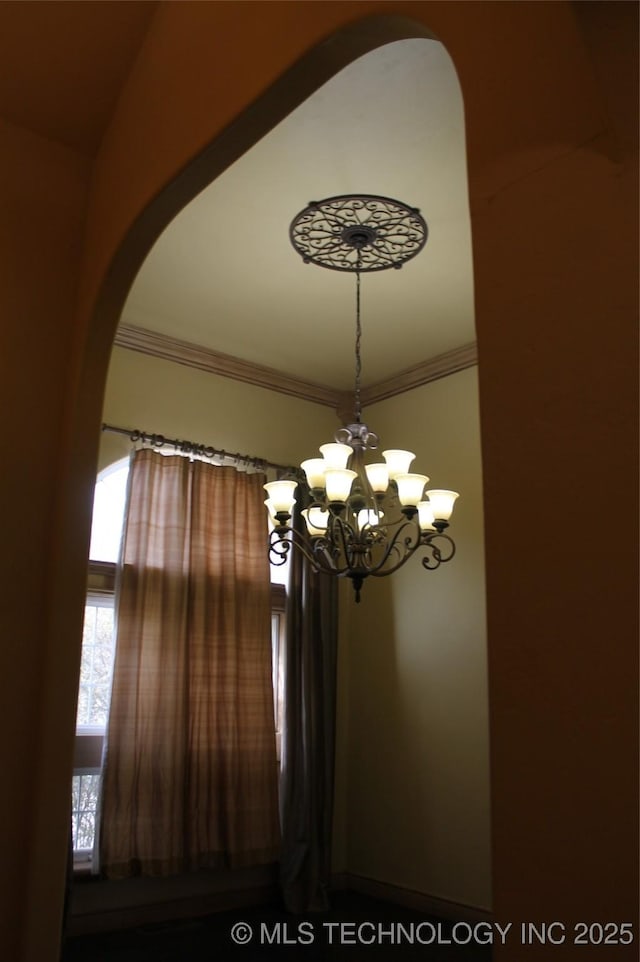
[268,518,457,592]
[312,515,379,578]
[311,540,352,576]
[362,525,456,578]
[421,533,456,569]
[369,546,420,578]
[305,517,420,580]
[363,520,421,576]
[268,525,336,572]
[330,514,359,571]
[268,528,292,566]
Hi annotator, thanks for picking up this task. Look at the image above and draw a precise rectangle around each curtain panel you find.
[100,449,280,879]
[279,489,338,912]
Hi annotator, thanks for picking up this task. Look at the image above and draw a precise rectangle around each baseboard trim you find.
[67,882,279,936]
[67,868,491,936]
[330,870,350,892]
[338,872,492,924]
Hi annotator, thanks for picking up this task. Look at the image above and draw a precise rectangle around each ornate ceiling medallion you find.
[289,194,428,273]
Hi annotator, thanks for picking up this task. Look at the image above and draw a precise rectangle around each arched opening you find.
[65,19,488,935]
[19,6,635,961]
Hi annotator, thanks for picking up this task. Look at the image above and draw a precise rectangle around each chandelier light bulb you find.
[382,449,416,480]
[302,507,329,535]
[319,442,352,469]
[417,501,436,531]
[395,473,430,507]
[364,462,390,493]
[300,458,327,489]
[324,468,357,503]
[426,489,459,520]
[357,508,384,530]
[263,479,297,516]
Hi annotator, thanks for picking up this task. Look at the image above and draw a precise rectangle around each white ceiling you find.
[121,38,475,393]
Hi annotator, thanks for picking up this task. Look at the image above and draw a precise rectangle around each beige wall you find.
[100,346,338,472]
[86,343,489,924]
[98,350,489,909]
[345,368,490,908]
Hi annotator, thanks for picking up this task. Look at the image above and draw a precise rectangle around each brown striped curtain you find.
[99,449,280,879]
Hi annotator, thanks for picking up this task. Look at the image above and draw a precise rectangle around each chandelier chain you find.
[354,264,362,423]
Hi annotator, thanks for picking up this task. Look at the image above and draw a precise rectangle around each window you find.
[77,589,115,730]
[72,561,116,862]
[73,458,288,864]
[88,458,129,563]
[72,459,127,863]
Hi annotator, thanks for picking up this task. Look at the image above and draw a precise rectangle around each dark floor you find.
[62,891,493,961]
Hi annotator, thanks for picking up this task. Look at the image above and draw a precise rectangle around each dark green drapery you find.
[279,491,338,912]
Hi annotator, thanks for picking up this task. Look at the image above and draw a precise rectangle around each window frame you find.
[72,561,117,866]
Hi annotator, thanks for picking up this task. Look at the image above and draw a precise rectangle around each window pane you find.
[80,776,100,811]
[76,686,89,723]
[76,812,95,852]
[71,774,101,852]
[89,460,129,562]
[271,610,285,738]
[76,601,115,730]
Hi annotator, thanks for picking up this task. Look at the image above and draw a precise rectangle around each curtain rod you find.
[101,423,294,475]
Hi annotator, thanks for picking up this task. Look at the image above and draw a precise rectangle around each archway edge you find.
[78,0,604,357]
[83,10,438,356]
[40,9,451,959]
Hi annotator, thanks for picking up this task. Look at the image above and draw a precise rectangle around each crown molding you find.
[114,324,477,410]
[361,342,478,406]
[114,324,339,407]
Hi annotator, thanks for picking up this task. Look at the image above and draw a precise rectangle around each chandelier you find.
[264,195,459,602]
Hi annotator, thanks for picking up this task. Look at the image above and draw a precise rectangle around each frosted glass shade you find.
[395,473,429,507]
[417,501,436,531]
[426,489,459,520]
[357,508,384,529]
[320,442,352,469]
[302,507,329,535]
[382,449,415,479]
[365,462,390,493]
[263,479,297,514]
[264,498,276,521]
[324,468,357,502]
[300,458,327,489]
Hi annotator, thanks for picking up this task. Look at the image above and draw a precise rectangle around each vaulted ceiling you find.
[0,3,476,404]
[119,38,476,401]
[0,1,156,154]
